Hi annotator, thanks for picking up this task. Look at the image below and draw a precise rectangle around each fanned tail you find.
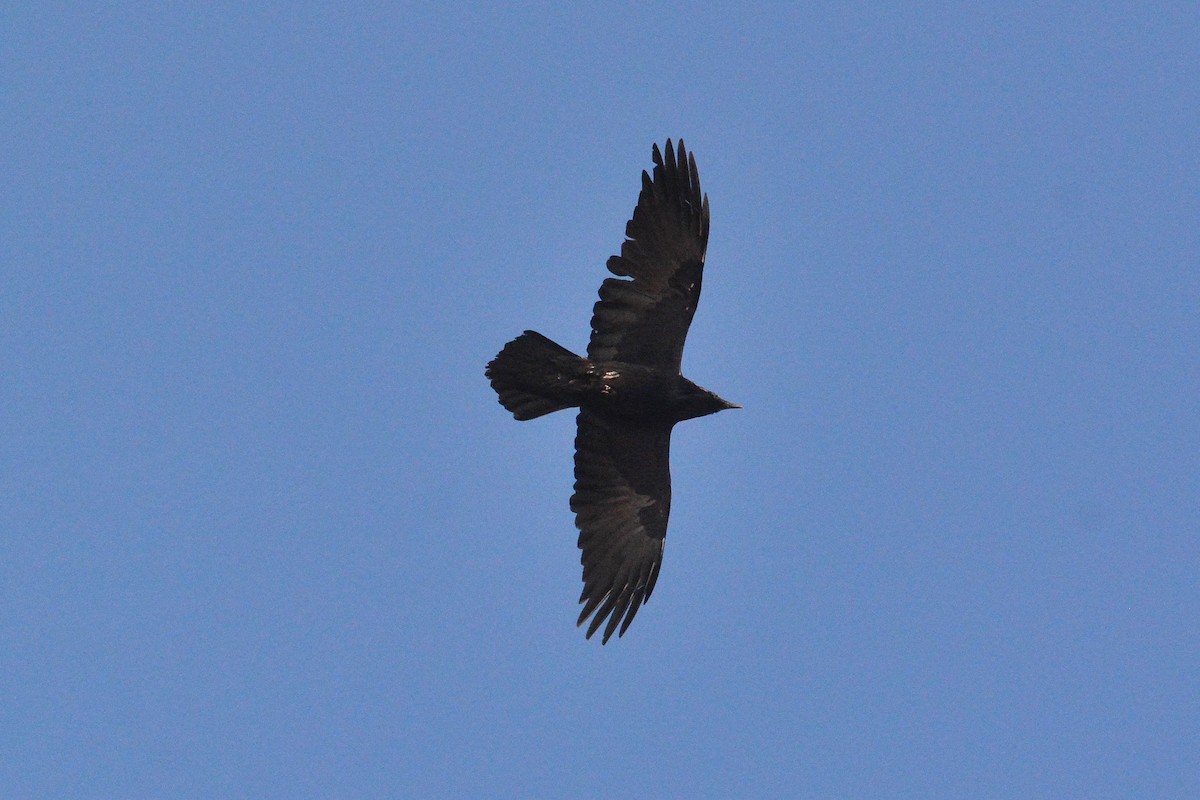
[486,331,586,420]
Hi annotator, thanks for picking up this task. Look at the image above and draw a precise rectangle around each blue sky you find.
[3,3,1198,797]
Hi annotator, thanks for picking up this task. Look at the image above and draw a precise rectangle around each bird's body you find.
[486,140,736,643]
[489,331,733,426]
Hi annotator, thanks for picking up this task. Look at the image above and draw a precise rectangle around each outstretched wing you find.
[570,409,673,643]
[587,139,710,372]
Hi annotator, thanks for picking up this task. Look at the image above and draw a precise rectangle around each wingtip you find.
[654,138,690,166]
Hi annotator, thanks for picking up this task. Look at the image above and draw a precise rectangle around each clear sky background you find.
[4,3,1197,798]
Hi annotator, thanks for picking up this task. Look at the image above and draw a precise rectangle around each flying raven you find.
[486,139,737,643]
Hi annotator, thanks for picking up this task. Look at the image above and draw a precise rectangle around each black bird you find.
[486,140,738,643]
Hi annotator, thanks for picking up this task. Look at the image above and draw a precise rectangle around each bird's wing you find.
[587,139,710,372]
[570,409,672,643]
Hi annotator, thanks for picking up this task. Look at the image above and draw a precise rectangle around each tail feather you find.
[486,331,586,420]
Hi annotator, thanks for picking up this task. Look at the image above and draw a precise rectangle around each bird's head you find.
[676,379,740,421]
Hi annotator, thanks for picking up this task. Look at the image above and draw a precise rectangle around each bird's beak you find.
[721,399,741,410]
